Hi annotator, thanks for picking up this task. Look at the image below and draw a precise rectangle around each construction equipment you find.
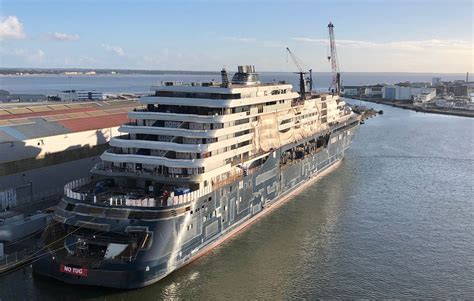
[327,22,341,94]
[286,47,312,98]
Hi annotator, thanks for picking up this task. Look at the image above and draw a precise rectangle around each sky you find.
[0,0,472,73]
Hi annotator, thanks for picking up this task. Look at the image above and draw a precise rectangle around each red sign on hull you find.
[60,264,88,277]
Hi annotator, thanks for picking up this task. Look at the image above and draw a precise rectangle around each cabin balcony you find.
[91,162,204,184]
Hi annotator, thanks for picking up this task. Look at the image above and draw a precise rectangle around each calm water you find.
[0,93,473,298]
[0,72,466,95]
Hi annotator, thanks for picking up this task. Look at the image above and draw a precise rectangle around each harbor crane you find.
[286,47,313,99]
[327,22,341,94]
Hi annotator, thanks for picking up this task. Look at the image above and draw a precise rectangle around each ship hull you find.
[33,122,358,289]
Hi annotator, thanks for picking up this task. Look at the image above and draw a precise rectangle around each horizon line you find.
[0,67,471,75]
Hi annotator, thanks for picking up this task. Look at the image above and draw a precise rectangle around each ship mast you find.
[327,22,341,94]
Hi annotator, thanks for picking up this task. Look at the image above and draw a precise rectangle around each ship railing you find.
[64,177,93,201]
[164,185,212,207]
[93,163,193,179]
[211,170,243,191]
[66,166,211,208]
[73,167,212,207]
[106,185,212,208]
[0,247,34,270]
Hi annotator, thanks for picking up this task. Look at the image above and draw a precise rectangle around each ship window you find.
[190,210,193,214]
[208,197,212,202]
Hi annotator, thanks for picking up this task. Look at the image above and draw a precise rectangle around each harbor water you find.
[0,72,466,95]
[0,93,473,298]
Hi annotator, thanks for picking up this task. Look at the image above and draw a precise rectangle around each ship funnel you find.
[232,65,260,85]
[221,68,229,88]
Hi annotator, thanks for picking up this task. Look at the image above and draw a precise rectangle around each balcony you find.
[64,175,212,208]
[90,162,203,185]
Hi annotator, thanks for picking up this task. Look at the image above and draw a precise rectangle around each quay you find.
[346,96,474,118]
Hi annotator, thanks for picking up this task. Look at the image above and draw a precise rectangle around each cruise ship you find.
[33,66,361,288]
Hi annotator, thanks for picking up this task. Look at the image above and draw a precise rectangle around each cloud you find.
[43,32,80,41]
[101,43,125,56]
[1,48,45,63]
[387,39,472,52]
[224,36,257,43]
[31,49,45,62]
[0,16,26,40]
[223,37,285,48]
[292,37,472,52]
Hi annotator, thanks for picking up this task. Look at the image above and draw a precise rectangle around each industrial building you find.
[364,85,384,97]
[413,90,437,103]
[343,86,363,96]
[59,90,104,101]
[431,77,470,97]
[431,77,442,87]
[0,100,139,210]
[382,86,436,102]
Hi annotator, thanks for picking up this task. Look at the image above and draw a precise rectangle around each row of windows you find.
[144,93,292,118]
[132,132,251,145]
[119,136,251,160]
[241,89,288,98]
[155,91,240,100]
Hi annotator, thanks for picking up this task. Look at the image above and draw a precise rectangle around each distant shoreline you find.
[0,69,220,76]
[0,68,469,76]
[346,96,474,118]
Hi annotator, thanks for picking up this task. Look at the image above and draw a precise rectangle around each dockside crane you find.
[286,47,313,99]
[327,22,341,94]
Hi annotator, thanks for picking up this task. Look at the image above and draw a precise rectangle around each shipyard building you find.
[382,86,436,102]
[0,100,138,211]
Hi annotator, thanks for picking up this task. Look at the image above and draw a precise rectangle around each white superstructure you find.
[92,66,352,203]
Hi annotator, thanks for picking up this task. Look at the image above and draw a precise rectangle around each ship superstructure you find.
[34,66,360,288]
